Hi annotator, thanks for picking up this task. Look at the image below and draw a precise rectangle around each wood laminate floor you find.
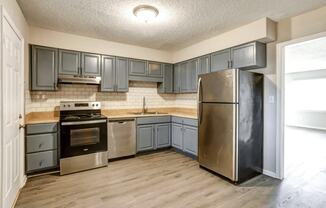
[16,134,326,208]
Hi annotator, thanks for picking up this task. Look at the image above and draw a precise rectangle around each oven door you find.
[60,119,107,158]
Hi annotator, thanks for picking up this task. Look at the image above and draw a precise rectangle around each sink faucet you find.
[142,96,147,113]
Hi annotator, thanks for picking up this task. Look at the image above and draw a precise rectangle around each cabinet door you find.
[31,46,58,91]
[81,53,101,76]
[58,49,80,75]
[129,59,147,76]
[186,59,198,92]
[172,123,183,150]
[148,62,163,77]
[210,49,230,72]
[198,55,210,75]
[100,55,115,92]
[180,62,188,93]
[183,125,198,156]
[231,42,266,69]
[155,123,171,148]
[173,63,181,93]
[158,64,173,93]
[137,125,154,152]
[116,57,129,92]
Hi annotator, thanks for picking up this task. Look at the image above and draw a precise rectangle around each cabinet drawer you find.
[26,150,58,172]
[26,123,58,135]
[171,116,198,127]
[137,116,171,125]
[26,133,57,153]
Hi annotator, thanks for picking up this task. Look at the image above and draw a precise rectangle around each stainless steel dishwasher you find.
[107,118,136,159]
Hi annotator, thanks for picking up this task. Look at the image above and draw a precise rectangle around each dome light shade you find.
[133,5,159,23]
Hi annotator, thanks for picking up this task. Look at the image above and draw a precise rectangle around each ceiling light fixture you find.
[133,5,159,23]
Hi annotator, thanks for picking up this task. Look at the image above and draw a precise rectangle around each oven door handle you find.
[61,119,107,126]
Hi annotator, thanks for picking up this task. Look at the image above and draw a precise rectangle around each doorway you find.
[0,7,25,208]
[277,34,326,183]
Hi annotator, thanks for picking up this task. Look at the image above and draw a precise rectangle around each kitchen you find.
[1,1,326,208]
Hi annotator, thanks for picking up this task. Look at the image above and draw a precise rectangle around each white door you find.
[1,15,23,208]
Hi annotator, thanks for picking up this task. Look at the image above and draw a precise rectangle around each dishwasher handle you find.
[109,118,135,123]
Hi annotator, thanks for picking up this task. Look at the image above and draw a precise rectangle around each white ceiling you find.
[17,0,326,51]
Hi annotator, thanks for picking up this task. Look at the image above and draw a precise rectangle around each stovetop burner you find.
[59,101,106,122]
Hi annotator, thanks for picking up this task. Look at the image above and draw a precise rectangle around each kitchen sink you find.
[130,112,167,115]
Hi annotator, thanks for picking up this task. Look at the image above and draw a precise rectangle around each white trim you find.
[276,31,326,180]
[263,169,278,178]
[0,5,26,208]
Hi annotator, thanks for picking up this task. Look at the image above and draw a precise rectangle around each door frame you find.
[0,5,26,208]
[275,31,326,179]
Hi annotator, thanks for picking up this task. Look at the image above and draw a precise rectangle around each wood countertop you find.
[25,108,197,125]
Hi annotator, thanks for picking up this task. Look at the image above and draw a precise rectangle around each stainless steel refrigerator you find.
[198,68,263,183]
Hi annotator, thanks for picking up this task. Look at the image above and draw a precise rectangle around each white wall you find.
[172,18,276,63]
[29,26,173,63]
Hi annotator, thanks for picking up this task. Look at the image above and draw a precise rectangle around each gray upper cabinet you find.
[231,42,266,70]
[183,125,198,156]
[210,49,231,72]
[101,56,128,92]
[101,55,116,92]
[148,62,163,77]
[81,53,101,76]
[186,59,198,92]
[158,64,174,94]
[116,57,129,92]
[58,49,80,75]
[198,55,210,75]
[155,123,171,148]
[129,59,147,76]
[173,63,181,93]
[137,125,155,152]
[31,46,58,91]
[180,62,188,93]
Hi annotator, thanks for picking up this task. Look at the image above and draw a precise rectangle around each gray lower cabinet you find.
[58,49,80,75]
[136,117,171,152]
[231,42,266,69]
[183,126,198,155]
[81,53,101,76]
[25,123,59,174]
[156,123,171,148]
[210,49,231,72]
[101,56,128,92]
[171,117,198,156]
[158,64,173,93]
[137,124,155,151]
[172,123,183,149]
[198,55,210,75]
[31,46,58,91]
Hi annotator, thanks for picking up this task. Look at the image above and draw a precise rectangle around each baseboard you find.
[11,175,27,208]
[263,169,278,178]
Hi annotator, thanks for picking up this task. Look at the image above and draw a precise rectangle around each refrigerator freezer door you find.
[198,103,237,181]
[198,69,238,103]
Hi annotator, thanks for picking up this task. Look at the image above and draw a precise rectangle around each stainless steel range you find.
[59,101,108,175]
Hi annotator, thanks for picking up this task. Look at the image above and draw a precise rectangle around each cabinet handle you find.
[39,160,44,167]
[229,60,233,68]
[38,143,43,149]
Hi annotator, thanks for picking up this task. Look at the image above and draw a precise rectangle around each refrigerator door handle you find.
[197,77,203,125]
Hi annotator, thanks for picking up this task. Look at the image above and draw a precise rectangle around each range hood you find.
[58,75,101,85]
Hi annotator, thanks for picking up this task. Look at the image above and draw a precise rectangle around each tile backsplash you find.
[25,82,197,113]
